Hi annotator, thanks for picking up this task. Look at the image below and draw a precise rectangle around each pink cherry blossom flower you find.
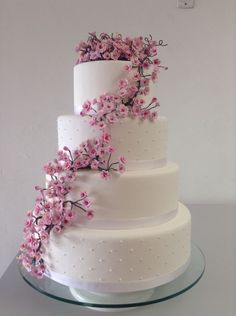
[100,170,111,180]
[103,52,111,59]
[90,51,101,60]
[141,110,149,119]
[124,64,132,72]
[142,61,149,69]
[118,79,129,89]
[53,225,62,233]
[96,42,108,53]
[106,113,118,124]
[86,210,94,219]
[104,102,115,112]
[131,56,140,66]
[102,132,111,144]
[82,198,91,208]
[89,117,97,126]
[132,104,141,116]
[106,145,115,154]
[132,37,143,51]
[150,46,157,55]
[80,191,87,198]
[141,78,150,86]
[149,111,158,121]
[82,100,91,112]
[132,72,141,81]
[43,163,56,175]
[151,71,158,82]
[119,156,126,164]
[97,147,106,157]
[119,87,129,98]
[138,98,145,105]
[117,104,129,117]
[98,121,107,129]
[91,159,99,170]
[111,49,120,60]
[153,58,160,65]
[118,163,126,173]
[40,230,49,243]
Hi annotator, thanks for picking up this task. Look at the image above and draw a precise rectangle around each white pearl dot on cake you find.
[98,277,103,282]
[98,258,104,263]
[119,258,123,262]
[109,249,113,254]
[129,267,134,272]
[119,239,123,243]
[108,268,113,272]
[129,248,134,253]
[88,267,94,271]
[119,278,122,282]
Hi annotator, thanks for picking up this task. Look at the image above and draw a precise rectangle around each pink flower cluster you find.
[75,32,167,68]
[18,134,126,278]
[81,93,160,128]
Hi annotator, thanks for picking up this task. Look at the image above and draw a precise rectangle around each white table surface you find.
[0,204,236,316]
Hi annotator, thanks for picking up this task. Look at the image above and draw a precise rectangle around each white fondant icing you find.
[43,203,191,292]
[66,163,178,221]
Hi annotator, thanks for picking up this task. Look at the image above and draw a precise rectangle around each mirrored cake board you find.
[17,243,205,311]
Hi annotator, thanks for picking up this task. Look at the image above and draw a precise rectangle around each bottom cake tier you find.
[43,202,191,293]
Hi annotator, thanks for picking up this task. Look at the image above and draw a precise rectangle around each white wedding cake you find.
[19,33,191,294]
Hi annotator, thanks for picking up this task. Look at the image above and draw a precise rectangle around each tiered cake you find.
[43,61,191,293]
[19,34,191,294]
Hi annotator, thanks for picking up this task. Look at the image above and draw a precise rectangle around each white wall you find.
[0,0,235,277]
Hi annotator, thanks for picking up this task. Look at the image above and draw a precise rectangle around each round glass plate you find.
[18,243,205,310]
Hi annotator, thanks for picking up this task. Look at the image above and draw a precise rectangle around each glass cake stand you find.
[18,243,205,311]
